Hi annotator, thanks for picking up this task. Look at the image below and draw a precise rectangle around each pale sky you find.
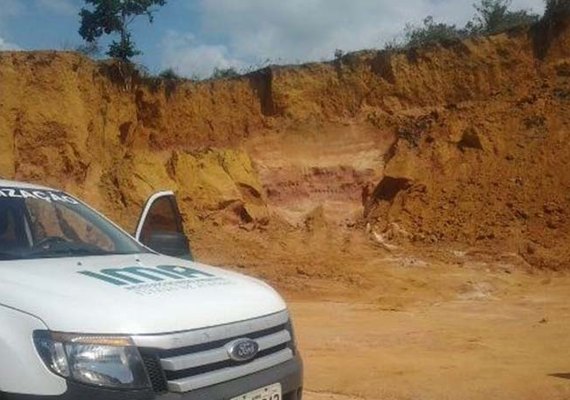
[0,0,546,78]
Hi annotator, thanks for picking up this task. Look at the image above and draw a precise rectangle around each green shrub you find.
[543,0,570,21]
[158,68,182,80]
[389,0,540,51]
[469,0,539,34]
[211,67,240,79]
[403,16,467,48]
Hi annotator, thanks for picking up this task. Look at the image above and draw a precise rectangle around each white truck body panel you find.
[0,306,67,395]
[0,253,286,334]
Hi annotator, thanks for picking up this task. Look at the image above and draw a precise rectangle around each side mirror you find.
[135,191,194,261]
[145,231,193,261]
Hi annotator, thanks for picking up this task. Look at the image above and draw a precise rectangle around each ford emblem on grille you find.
[226,338,259,362]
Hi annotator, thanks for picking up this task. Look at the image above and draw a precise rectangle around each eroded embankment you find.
[0,17,569,271]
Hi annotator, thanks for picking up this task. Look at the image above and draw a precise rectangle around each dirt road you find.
[287,267,570,400]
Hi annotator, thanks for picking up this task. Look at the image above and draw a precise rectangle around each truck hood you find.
[0,254,287,334]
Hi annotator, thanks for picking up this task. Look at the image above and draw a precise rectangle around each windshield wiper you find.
[36,248,113,257]
[25,242,114,258]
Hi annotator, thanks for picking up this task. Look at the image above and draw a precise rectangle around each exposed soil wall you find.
[0,19,569,270]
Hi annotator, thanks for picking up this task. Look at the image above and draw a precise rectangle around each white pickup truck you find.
[0,179,302,400]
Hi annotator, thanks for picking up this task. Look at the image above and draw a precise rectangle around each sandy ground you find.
[284,264,570,400]
[201,225,570,400]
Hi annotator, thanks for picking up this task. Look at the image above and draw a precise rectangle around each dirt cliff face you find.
[0,20,569,271]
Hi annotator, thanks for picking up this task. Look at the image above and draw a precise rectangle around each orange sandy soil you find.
[192,223,570,400]
[289,259,570,400]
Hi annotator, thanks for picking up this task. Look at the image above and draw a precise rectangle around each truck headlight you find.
[34,331,150,389]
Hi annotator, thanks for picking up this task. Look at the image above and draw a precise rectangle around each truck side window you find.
[139,196,184,244]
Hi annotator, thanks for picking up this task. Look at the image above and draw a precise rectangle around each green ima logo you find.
[79,265,214,286]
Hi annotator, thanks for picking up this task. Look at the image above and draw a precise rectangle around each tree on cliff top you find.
[79,0,166,62]
[544,0,570,20]
[395,0,539,49]
[469,0,539,34]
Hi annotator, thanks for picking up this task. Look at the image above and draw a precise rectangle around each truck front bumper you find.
[2,355,303,400]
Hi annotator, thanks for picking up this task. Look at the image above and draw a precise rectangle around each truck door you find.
[135,191,193,260]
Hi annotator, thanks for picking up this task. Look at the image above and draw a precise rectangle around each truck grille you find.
[132,311,294,393]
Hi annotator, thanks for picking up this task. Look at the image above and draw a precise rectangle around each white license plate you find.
[231,383,282,400]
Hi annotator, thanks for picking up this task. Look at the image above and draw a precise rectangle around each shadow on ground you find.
[549,373,570,380]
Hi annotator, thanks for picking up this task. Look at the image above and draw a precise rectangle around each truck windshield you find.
[0,187,147,260]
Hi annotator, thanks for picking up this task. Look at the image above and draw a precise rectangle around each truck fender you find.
[0,305,67,396]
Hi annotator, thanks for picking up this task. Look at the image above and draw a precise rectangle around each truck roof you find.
[0,179,55,191]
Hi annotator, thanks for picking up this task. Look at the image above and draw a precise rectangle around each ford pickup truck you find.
[0,179,302,400]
